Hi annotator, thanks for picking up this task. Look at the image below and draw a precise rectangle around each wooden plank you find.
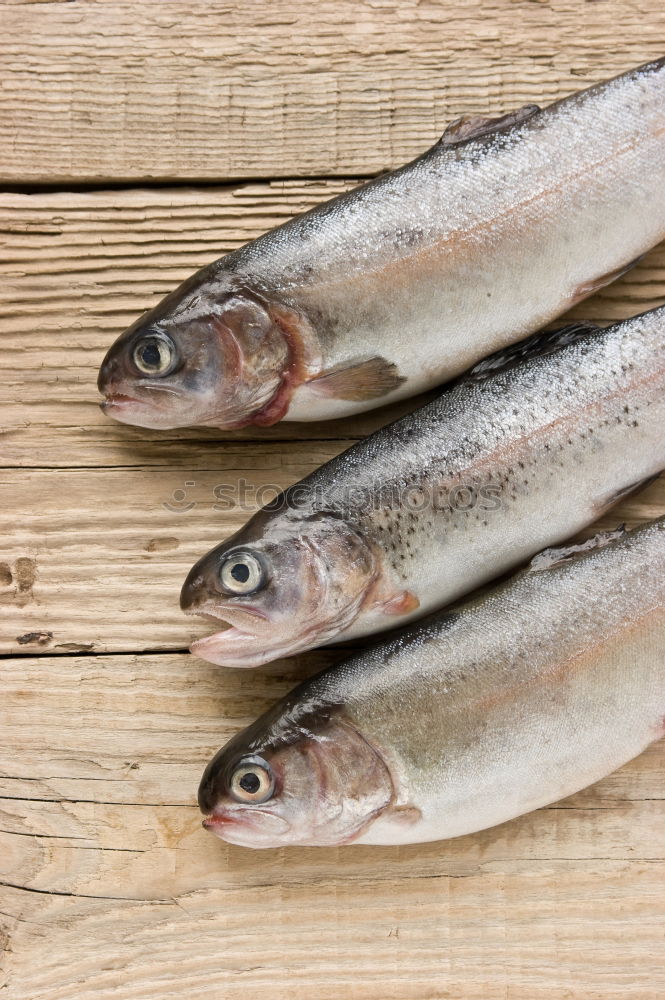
[2,861,663,1000]
[2,185,665,467]
[1,1,665,183]
[2,650,665,999]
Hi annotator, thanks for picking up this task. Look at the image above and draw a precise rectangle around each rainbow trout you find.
[181,306,665,667]
[198,518,665,847]
[98,58,665,429]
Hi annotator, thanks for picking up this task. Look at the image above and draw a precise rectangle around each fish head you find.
[198,710,394,848]
[97,267,297,429]
[180,511,377,667]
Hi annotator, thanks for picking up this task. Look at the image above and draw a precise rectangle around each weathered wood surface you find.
[2,651,665,999]
[2,1,665,997]
[2,1,665,184]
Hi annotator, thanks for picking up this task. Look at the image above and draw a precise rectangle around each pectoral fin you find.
[308,357,406,401]
[388,804,422,826]
[438,104,540,148]
[381,590,420,616]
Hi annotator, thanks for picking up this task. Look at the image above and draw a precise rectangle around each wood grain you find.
[3,2,665,997]
[1,1,665,184]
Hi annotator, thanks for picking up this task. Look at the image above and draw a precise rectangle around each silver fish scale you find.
[354,519,665,769]
[321,519,665,843]
[198,519,665,846]
[215,60,665,387]
[248,516,665,771]
[99,58,665,432]
[225,61,663,291]
[289,308,665,583]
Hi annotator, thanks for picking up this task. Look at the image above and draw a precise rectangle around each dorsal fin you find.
[529,526,626,573]
[462,321,601,384]
[438,104,540,148]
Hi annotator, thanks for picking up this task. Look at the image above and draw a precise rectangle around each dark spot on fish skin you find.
[16,630,53,646]
[0,564,12,586]
[145,537,180,552]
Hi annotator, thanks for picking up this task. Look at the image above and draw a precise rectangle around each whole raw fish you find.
[181,305,665,667]
[198,518,665,848]
[98,58,665,429]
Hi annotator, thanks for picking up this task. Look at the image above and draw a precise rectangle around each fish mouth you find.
[100,392,146,423]
[101,392,140,408]
[184,602,275,669]
[190,625,296,669]
[202,808,290,847]
[185,601,315,669]
[99,388,186,429]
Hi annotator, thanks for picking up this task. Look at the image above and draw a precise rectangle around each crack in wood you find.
[0,880,177,904]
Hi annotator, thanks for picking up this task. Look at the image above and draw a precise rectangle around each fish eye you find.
[219,550,267,595]
[229,756,275,804]
[132,331,176,376]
